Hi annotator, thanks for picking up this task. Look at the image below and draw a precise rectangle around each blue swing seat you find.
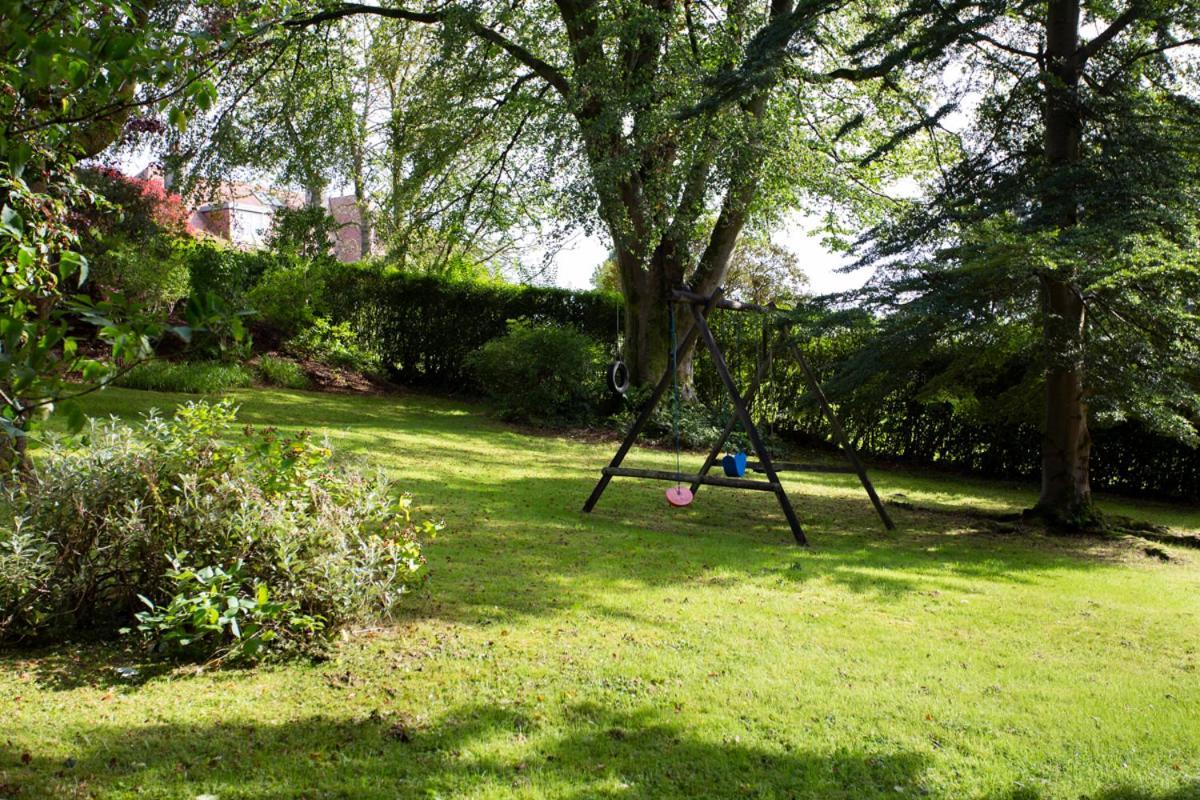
[722,452,748,477]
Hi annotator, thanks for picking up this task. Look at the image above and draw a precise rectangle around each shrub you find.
[115,360,255,394]
[613,385,740,450]
[0,401,436,661]
[181,240,274,305]
[247,256,330,336]
[88,236,191,314]
[130,559,324,662]
[288,317,382,375]
[267,207,340,260]
[77,166,194,243]
[184,291,255,362]
[258,355,310,389]
[465,320,605,424]
[321,266,621,387]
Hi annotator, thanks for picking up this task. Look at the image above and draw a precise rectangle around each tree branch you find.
[285,3,572,98]
[1079,3,1142,62]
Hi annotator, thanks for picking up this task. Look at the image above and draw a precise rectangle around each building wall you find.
[230,206,273,248]
[196,195,369,262]
[201,208,232,240]
[329,198,366,263]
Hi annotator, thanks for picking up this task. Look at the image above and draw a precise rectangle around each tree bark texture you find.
[1035,0,1092,519]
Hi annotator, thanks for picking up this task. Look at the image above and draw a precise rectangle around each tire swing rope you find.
[665,303,693,507]
[606,303,630,396]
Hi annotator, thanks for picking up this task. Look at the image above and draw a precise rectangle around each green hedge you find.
[325,269,621,388]
[308,262,1199,501]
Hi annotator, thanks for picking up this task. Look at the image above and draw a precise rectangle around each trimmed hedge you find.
[325,269,621,388]
[694,323,1200,502]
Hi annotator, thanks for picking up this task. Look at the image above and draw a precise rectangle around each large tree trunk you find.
[1035,0,1093,521]
[617,251,675,387]
[567,0,789,397]
[304,181,324,209]
[1036,276,1092,517]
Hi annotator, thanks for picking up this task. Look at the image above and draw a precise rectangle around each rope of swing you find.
[669,303,682,489]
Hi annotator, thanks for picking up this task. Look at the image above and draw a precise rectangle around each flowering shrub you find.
[75,168,197,313]
[78,166,194,241]
[0,401,438,661]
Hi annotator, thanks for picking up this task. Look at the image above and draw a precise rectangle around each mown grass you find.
[256,354,310,390]
[114,360,256,394]
[2,387,1198,800]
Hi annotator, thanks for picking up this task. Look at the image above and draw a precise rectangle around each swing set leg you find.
[690,306,807,545]
[690,344,774,496]
[784,342,896,532]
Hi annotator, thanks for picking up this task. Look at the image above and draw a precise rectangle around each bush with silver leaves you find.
[0,400,438,661]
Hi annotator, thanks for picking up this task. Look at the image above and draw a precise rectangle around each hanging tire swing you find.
[606,359,630,396]
[606,304,630,396]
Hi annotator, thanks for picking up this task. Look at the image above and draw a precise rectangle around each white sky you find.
[549,218,867,295]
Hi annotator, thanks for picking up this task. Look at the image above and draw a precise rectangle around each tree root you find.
[886,494,1197,557]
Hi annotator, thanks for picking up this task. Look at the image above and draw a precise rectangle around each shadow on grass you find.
[385,468,1128,627]
[15,388,1153,678]
[997,785,1200,800]
[1,641,179,692]
[4,703,935,799]
[6,702,1195,799]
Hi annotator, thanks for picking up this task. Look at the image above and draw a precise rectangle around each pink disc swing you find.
[665,304,693,507]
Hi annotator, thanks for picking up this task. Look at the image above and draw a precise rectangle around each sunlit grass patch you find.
[3,386,1198,800]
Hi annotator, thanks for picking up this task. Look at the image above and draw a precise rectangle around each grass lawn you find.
[3,387,1199,799]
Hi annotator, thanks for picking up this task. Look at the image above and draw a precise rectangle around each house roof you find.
[135,165,365,257]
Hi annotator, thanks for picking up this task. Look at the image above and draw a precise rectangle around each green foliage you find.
[181,240,271,305]
[287,318,381,375]
[0,0,237,455]
[323,267,620,386]
[0,152,169,459]
[725,235,809,304]
[267,207,340,261]
[614,384,760,452]
[848,2,1200,508]
[77,167,193,244]
[88,236,192,315]
[590,257,622,294]
[0,400,437,656]
[701,302,1200,500]
[129,557,323,664]
[115,361,255,394]
[184,292,255,362]
[247,256,330,337]
[258,355,310,390]
[591,236,809,306]
[465,320,605,424]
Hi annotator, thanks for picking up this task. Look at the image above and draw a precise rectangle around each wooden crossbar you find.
[670,288,775,315]
[748,461,855,474]
[603,466,780,491]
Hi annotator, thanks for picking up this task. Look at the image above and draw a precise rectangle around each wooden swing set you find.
[582,287,894,545]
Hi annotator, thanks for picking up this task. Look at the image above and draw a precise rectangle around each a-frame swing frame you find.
[581,287,895,545]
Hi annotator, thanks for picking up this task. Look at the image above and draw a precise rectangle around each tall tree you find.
[854,0,1200,523]
[151,12,553,274]
[286,0,945,385]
